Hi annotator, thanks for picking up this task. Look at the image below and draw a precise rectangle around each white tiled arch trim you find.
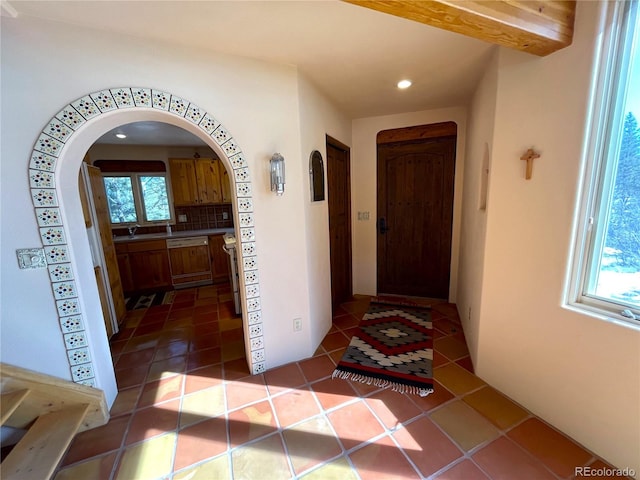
[29,87,265,386]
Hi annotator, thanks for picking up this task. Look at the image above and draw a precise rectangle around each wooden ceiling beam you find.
[344,0,576,56]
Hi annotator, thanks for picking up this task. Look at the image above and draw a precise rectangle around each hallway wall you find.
[474,2,640,472]
[0,14,346,402]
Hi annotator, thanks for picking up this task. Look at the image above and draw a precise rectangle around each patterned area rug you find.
[333,301,434,397]
[125,290,175,310]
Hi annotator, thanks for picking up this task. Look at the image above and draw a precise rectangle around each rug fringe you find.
[332,369,434,397]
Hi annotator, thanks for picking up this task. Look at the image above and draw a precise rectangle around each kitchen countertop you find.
[113,228,234,243]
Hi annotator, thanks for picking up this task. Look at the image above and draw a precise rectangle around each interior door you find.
[377,126,456,299]
[82,163,127,333]
[327,136,352,307]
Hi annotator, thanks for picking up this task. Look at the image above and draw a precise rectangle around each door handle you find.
[378,217,389,234]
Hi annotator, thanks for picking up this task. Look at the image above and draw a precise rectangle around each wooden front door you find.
[327,136,352,307]
[377,123,457,299]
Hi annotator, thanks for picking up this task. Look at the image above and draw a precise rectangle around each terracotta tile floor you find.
[54,286,626,480]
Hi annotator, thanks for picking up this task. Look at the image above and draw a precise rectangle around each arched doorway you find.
[29,88,265,388]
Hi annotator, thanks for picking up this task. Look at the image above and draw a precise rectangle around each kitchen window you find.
[567,0,640,327]
[103,172,173,226]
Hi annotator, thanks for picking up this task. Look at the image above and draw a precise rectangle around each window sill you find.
[563,301,640,332]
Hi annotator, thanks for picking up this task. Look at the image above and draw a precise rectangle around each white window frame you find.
[566,0,640,330]
[103,172,175,227]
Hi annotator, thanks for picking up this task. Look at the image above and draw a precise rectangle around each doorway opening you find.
[77,121,247,377]
[28,88,266,389]
[327,135,352,309]
[376,122,457,299]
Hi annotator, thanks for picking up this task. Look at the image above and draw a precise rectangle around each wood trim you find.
[2,404,90,480]
[377,121,457,145]
[0,363,109,433]
[343,0,575,56]
[0,389,30,424]
[93,160,166,172]
[326,135,350,152]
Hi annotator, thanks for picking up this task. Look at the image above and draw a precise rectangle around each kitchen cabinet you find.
[116,250,134,293]
[169,158,231,206]
[209,234,230,284]
[116,240,171,292]
[168,159,198,205]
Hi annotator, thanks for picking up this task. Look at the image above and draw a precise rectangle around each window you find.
[103,173,173,226]
[568,0,640,327]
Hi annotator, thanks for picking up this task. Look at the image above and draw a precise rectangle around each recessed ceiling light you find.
[115,133,127,139]
[397,79,412,89]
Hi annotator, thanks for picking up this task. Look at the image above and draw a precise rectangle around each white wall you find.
[476,2,640,473]
[456,49,499,364]
[0,15,338,399]
[297,74,352,350]
[351,108,467,300]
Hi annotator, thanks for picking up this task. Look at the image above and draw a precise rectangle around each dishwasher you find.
[166,236,213,288]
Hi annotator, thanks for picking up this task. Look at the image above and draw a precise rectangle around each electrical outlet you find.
[293,318,302,332]
[222,211,229,220]
[178,214,187,222]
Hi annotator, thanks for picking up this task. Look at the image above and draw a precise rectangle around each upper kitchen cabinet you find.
[169,158,231,206]
[169,158,199,205]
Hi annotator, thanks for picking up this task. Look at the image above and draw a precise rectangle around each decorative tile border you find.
[29,87,264,385]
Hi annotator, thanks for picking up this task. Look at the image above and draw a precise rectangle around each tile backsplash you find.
[111,204,233,236]
[174,204,233,231]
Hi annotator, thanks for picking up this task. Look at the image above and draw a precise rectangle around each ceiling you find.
[95,122,208,147]
[4,0,495,122]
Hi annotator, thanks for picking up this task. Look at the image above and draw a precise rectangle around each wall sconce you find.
[270,153,285,195]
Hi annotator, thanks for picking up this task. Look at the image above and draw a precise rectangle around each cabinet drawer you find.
[115,243,129,254]
[127,239,167,252]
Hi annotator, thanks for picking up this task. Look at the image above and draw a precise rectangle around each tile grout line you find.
[61,294,612,480]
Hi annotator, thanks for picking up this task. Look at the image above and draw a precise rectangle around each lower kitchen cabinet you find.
[209,234,230,284]
[115,235,231,293]
[129,250,171,291]
[115,240,171,292]
[116,253,134,293]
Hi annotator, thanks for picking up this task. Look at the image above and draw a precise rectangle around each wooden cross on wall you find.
[520,148,540,180]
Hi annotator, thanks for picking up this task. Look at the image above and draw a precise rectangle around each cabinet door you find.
[221,167,232,203]
[129,250,171,290]
[195,158,222,204]
[209,235,230,283]
[169,159,199,205]
[117,253,134,293]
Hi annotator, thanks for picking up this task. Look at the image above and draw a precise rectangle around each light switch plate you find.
[17,248,47,269]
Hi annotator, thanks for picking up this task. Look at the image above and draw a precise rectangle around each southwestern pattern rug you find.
[333,301,434,397]
[125,290,175,310]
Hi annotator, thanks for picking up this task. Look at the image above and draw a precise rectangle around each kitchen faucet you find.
[128,224,140,237]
